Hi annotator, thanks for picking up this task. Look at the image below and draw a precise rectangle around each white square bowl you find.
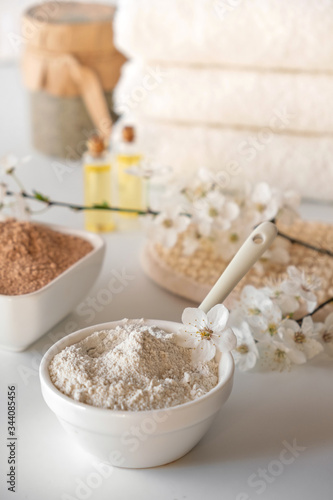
[0,223,105,352]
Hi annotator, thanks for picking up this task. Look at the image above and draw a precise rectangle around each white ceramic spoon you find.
[199,221,278,313]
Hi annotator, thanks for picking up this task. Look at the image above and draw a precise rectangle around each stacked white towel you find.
[133,120,333,201]
[114,0,333,201]
[115,62,333,134]
[115,0,333,71]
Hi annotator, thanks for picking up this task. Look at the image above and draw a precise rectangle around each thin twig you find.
[5,190,159,216]
[10,172,26,193]
[277,229,333,258]
[297,297,333,324]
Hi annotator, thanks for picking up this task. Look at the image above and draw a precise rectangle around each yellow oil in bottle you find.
[117,154,145,217]
[83,135,115,232]
[116,125,146,218]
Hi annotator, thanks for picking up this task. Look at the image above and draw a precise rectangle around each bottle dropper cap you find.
[122,125,135,143]
[87,135,105,156]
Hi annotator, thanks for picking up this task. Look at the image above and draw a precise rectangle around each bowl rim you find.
[0,221,105,300]
[40,319,235,418]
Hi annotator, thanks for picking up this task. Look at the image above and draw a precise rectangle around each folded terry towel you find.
[118,119,333,201]
[114,0,333,72]
[114,62,333,134]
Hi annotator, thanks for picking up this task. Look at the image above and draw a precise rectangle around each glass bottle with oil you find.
[116,125,146,220]
[83,135,115,232]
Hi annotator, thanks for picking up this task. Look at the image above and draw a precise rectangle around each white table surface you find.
[1,64,333,500]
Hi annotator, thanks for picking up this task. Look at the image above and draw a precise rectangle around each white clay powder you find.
[49,320,218,411]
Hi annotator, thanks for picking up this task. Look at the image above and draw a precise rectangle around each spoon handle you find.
[199,221,277,313]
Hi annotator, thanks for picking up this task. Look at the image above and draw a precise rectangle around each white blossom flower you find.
[143,206,190,248]
[175,304,237,364]
[277,190,301,225]
[250,182,280,223]
[0,154,31,178]
[259,341,297,371]
[239,285,283,341]
[125,158,172,179]
[313,312,333,356]
[254,239,291,275]
[228,311,259,371]
[182,225,202,255]
[249,183,299,227]
[0,154,18,176]
[214,221,250,262]
[193,191,240,237]
[259,316,321,370]
[281,266,321,312]
[170,167,214,204]
[185,167,216,200]
[221,266,325,372]
[262,278,299,316]
[278,317,323,361]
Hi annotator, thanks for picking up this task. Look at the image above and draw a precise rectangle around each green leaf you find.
[92,201,110,209]
[33,190,50,203]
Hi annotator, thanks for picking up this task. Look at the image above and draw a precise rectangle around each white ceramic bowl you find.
[40,319,234,468]
[0,223,105,352]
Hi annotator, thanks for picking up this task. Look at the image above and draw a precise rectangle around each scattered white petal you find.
[191,339,216,364]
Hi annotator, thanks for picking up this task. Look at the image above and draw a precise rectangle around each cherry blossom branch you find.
[276,228,333,258]
[4,189,159,216]
[297,297,333,325]
[266,218,333,258]
[3,186,333,257]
